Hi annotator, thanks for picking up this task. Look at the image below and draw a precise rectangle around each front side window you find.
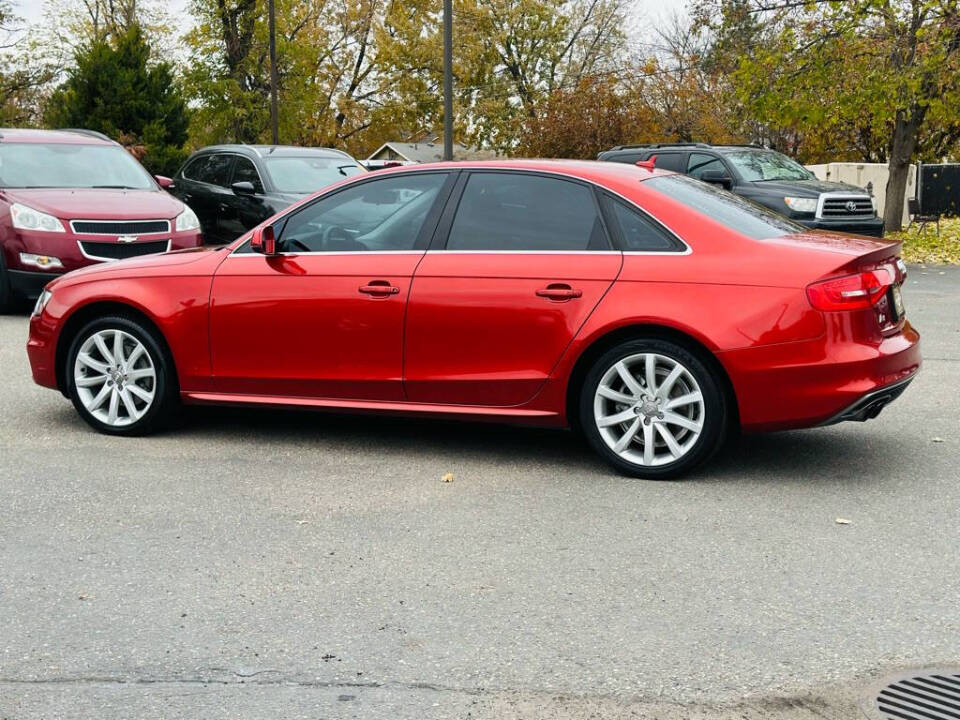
[687,153,728,180]
[232,157,264,193]
[277,173,447,252]
[0,143,155,190]
[191,154,234,187]
[263,156,365,194]
[446,173,607,251]
[724,150,813,182]
[645,174,804,239]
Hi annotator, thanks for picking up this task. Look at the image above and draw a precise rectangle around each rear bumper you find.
[797,216,885,237]
[8,269,61,300]
[819,374,915,426]
[720,321,921,432]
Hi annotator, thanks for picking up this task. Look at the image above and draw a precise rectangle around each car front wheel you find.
[66,315,177,435]
[580,338,728,479]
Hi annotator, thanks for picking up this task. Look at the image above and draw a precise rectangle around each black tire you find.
[65,314,178,436]
[0,252,13,313]
[578,337,728,480]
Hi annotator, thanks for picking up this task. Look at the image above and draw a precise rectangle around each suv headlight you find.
[174,206,200,232]
[32,289,52,317]
[10,203,66,232]
[783,197,818,213]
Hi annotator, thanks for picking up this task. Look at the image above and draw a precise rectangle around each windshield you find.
[0,143,155,189]
[724,150,813,182]
[264,156,365,194]
[645,174,804,240]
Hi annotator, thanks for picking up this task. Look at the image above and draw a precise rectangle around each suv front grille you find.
[820,197,874,217]
[71,219,170,235]
[79,240,169,261]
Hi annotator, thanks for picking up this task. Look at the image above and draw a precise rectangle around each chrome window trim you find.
[70,219,171,235]
[226,164,693,257]
[815,191,873,219]
[78,239,171,262]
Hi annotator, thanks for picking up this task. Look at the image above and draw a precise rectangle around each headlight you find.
[174,206,200,232]
[783,197,818,213]
[32,289,52,317]
[10,203,66,232]
[19,252,64,270]
[870,196,877,212]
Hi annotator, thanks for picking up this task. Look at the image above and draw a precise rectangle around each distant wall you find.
[806,162,917,226]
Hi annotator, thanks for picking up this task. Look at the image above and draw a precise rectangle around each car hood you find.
[49,246,224,288]
[748,178,869,197]
[2,188,185,220]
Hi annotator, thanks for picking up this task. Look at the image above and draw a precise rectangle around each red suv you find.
[0,128,203,309]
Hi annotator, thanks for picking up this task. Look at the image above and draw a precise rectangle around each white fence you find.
[806,162,917,226]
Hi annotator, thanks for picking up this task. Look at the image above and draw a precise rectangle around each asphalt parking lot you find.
[1,266,958,720]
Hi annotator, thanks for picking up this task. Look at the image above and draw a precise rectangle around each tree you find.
[697,0,960,231]
[44,24,189,175]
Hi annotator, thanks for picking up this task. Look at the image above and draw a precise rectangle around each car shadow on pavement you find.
[177,404,905,484]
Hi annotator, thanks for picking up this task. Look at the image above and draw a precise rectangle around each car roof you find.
[193,144,356,160]
[374,158,674,183]
[0,128,116,145]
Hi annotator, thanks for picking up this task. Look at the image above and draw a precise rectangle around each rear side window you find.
[646,174,803,239]
[601,196,684,252]
[652,153,687,172]
[446,173,608,251]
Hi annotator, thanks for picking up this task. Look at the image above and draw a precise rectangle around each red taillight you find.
[806,269,893,311]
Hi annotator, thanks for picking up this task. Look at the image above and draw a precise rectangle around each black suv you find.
[170,145,366,243]
[598,143,884,237]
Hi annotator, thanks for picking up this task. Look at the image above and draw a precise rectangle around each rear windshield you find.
[0,143,155,190]
[645,174,804,239]
[264,156,365,194]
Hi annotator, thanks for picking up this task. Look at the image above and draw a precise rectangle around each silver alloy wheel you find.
[593,352,705,467]
[73,329,157,427]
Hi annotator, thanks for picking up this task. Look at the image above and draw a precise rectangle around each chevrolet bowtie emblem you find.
[117,235,138,244]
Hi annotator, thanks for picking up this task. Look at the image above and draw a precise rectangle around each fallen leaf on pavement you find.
[835,518,852,525]
[441,472,454,483]
[932,437,945,443]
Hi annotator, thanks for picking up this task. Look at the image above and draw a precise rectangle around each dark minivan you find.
[170,145,366,243]
[598,143,884,237]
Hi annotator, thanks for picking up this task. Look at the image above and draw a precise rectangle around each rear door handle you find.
[359,282,400,296]
[536,284,582,301]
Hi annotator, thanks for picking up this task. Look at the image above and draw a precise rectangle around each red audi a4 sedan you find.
[26,160,920,478]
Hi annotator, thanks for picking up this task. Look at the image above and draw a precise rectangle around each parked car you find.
[0,128,203,310]
[598,143,886,237]
[169,145,366,243]
[26,160,919,479]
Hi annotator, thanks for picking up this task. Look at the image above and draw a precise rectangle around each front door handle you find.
[536,284,582,301]
[359,281,400,296]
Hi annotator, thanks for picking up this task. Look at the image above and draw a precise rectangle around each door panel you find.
[404,252,622,405]
[210,252,422,400]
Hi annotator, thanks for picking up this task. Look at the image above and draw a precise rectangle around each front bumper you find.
[8,269,61,300]
[796,216,885,237]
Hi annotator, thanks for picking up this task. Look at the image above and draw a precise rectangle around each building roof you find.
[367,141,497,163]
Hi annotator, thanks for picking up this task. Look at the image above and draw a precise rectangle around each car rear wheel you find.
[66,315,177,435]
[579,338,727,479]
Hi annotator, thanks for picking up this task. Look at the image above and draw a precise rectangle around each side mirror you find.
[232,181,257,196]
[155,175,174,189]
[700,170,732,189]
[250,225,277,256]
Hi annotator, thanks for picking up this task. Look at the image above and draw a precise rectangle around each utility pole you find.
[442,0,453,161]
[268,0,279,145]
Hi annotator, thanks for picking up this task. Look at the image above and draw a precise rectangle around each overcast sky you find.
[11,0,676,37]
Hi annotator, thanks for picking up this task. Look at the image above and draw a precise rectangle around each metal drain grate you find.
[869,669,960,720]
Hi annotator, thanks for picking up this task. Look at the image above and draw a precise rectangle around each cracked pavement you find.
[1,265,958,719]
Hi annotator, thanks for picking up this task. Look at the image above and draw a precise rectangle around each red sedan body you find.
[26,160,920,476]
